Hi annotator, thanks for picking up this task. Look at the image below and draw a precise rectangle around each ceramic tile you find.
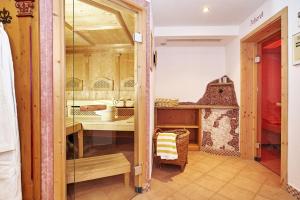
[209,194,230,200]
[218,184,256,200]
[207,168,236,181]
[254,195,271,200]
[258,185,295,200]
[231,176,263,193]
[194,175,226,192]
[188,186,214,200]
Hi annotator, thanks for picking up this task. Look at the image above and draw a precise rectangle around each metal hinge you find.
[254,56,261,63]
[134,165,142,176]
[133,32,143,43]
[255,142,261,149]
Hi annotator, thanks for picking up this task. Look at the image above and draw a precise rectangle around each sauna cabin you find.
[64,0,143,199]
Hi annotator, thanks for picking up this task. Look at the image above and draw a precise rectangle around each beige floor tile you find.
[239,169,267,184]
[145,186,174,200]
[218,184,256,200]
[258,185,295,200]
[178,183,200,196]
[165,192,190,200]
[194,175,226,192]
[132,194,150,200]
[180,169,204,181]
[254,195,271,200]
[209,194,230,200]
[207,168,236,181]
[167,177,191,191]
[231,176,263,193]
[188,186,215,200]
[193,162,216,173]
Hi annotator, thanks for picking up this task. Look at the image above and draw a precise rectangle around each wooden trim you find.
[65,44,132,54]
[79,0,134,45]
[65,22,95,46]
[198,109,202,150]
[240,7,288,185]
[53,0,66,198]
[156,105,240,109]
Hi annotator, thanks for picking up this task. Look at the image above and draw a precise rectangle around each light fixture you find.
[203,6,210,13]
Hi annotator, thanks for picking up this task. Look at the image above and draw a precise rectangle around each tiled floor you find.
[133,151,295,200]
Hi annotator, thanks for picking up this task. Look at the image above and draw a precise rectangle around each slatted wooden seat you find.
[67,153,131,185]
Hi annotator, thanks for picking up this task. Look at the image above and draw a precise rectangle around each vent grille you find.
[166,38,222,42]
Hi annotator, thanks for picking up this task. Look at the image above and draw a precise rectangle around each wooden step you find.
[67,153,131,185]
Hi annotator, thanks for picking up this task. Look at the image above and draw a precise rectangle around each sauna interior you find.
[64,0,138,199]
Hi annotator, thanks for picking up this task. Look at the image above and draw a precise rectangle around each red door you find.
[258,32,281,175]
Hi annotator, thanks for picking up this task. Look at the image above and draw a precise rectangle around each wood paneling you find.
[53,0,66,198]
[65,51,134,99]
[240,7,288,185]
[2,0,41,199]
[64,0,136,47]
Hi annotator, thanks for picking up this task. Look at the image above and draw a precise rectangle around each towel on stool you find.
[157,132,178,160]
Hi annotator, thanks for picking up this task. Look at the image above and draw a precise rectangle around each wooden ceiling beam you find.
[65,22,96,46]
[78,0,134,45]
[65,44,133,54]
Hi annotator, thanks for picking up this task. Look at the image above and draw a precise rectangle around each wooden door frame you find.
[240,7,288,185]
[40,0,150,199]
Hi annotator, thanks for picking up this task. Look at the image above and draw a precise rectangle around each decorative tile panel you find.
[202,108,240,156]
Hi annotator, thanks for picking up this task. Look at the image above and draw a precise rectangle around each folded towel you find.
[157,132,178,160]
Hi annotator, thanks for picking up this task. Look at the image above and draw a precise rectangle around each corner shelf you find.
[155,107,202,151]
[209,82,233,86]
[156,124,199,129]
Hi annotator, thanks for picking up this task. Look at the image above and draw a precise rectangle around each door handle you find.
[276,102,281,107]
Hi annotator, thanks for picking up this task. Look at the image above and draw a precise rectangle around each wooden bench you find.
[66,153,131,186]
[65,120,84,158]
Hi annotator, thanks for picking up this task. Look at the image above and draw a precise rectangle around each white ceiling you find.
[152,0,266,26]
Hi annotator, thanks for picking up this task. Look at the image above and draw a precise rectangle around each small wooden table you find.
[65,120,84,158]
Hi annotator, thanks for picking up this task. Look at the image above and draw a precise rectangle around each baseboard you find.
[287,184,300,200]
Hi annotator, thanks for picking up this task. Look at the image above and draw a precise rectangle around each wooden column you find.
[14,1,39,199]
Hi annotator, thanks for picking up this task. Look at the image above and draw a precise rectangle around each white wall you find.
[155,46,226,102]
[225,37,241,104]
[225,0,300,191]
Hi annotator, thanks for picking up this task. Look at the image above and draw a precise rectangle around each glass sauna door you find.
[258,32,281,175]
[65,0,138,199]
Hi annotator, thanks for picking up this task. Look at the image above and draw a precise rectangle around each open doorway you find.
[240,7,288,185]
[257,32,281,175]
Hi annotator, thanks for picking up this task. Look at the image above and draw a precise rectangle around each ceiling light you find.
[203,6,210,13]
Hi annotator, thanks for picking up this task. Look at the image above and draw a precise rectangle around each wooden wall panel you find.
[53,0,66,199]
[240,42,255,159]
[1,0,41,199]
[66,51,134,99]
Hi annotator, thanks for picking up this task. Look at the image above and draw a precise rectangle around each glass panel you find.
[259,32,281,175]
[66,0,138,199]
[65,0,76,199]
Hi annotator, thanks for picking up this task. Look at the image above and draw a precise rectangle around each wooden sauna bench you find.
[65,119,84,158]
[66,153,131,186]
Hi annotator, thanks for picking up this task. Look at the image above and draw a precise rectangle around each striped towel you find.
[157,132,178,160]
